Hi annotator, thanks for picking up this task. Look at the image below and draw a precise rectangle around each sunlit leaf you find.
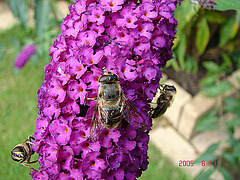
[215,0,240,11]
[205,11,226,24]
[196,17,210,55]
[173,0,198,48]
[176,34,187,70]
[219,15,239,47]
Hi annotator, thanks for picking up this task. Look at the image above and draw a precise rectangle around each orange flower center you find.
[91,161,96,166]
[79,87,83,93]
[77,66,82,71]
[138,26,143,32]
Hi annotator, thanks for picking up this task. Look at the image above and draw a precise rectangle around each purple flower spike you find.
[31,0,182,179]
[14,44,37,69]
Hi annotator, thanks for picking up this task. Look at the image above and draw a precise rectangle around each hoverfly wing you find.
[122,94,148,132]
[89,100,104,141]
[89,101,99,141]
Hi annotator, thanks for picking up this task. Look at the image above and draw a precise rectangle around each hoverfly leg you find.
[86,97,97,101]
[147,108,154,117]
[89,100,99,141]
[20,162,31,168]
[29,160,38,164]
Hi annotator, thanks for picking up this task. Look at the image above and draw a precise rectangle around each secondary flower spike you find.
[14,44,37,69]
[31,0,182,179]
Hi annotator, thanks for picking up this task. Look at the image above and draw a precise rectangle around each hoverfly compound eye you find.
[111,74,119,82]
[164,85,176,92]
[99,71,120,83]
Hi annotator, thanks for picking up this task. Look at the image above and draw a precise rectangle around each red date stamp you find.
[178,160,217,167]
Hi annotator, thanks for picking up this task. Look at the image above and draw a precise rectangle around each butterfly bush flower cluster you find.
[31,0,181,179]
[14,44,37,69]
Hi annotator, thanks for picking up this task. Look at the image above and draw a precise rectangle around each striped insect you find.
[89,70,147,140]
[148,84,176,118]
[10,136,37,168]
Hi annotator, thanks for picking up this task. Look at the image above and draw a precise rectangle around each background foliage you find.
[170,1,240,179]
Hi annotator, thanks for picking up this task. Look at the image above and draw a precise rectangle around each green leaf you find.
[168,60,180,72]
[166,53,180,72]
[176,34,187,70]
[233,141,240,155]
[200,81,233,97]
[34,0,51,40]
[205,11,227,24]
[196,17,210,55]
[195,110,219,132]
[0,43,6,61]
[223,153,238,165]
[224,97,240,115]
[6,0,28,29]
[173,0,198,48]
[203,61,220,73]
[231,51,240,69]
[185,56,198,74]
[221,53,232,71]
[220,167,233,180]
[194,169,215,180]
[194,143,219,164]
[215,0,240,11]
[219,14,239,48]
[200,74,219,86]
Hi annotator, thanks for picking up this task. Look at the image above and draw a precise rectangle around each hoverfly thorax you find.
[163,85,176,96]
[98,71,121,102]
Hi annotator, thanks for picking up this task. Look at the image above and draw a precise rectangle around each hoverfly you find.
[10,136,37,168]
[88,70,148,140]
[148,84,176,118]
